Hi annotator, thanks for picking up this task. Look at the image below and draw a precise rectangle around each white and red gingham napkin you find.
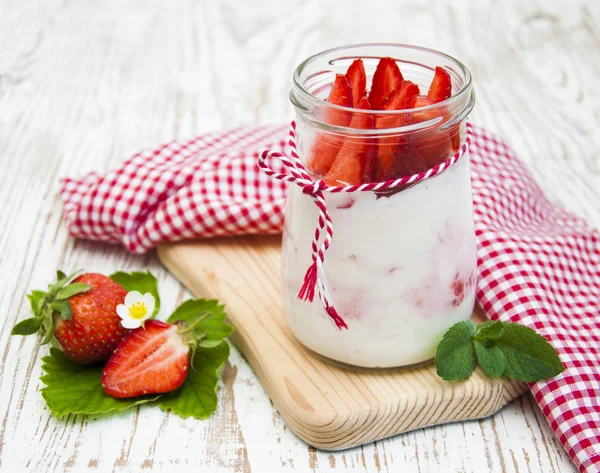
[60,124,600,473]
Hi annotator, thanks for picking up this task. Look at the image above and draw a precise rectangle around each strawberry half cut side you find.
[101,315,209,399]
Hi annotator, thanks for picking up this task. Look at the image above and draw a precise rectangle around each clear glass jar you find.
[283,44,476,368]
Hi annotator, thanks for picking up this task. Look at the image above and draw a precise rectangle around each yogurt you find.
[282,155,477,368]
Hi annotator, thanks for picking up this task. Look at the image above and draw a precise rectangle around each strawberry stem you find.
[177,312,210,334]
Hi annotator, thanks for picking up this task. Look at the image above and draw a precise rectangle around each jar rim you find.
[291,43,474,133]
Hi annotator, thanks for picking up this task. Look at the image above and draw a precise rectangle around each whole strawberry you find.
[12,271,129,365]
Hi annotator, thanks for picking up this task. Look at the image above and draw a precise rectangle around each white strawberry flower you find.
[116,291,155,329]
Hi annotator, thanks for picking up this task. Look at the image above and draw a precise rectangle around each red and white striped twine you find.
[258,121,474,329]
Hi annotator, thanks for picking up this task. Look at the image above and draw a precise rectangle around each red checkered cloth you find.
[60,124,600,473]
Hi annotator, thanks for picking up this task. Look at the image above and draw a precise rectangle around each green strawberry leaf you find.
[56,283,92,301]
[56,270,67,281]
[40,348,157,417]
[495,323,565,382]
[12,317,43,335]
[110,271,160,317]
[474,339,506,378]
[434,320,477,381]
[167,299,233,341]
[50,300,72,320]
[50,270,81,293]
[28,290,46,317]
[155,341,230,419]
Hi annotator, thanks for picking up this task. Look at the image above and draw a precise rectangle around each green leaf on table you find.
[495,323,565,382]
[474,339,506,379]
[167,299,234,341]
[12,317,43,336]
[155,341,230,419]
[435,320,477,381]
[28,290,46,317]
[40,348,157,417]
[110,271,160,317]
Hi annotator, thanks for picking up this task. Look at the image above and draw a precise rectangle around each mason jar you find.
[282,43,476,368]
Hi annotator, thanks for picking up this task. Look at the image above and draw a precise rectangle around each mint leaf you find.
[40,348,157,417]
[474,320,504,341]
[28,290,46,317]
[435,320,477,381]
[110,271,160,317]
[495,323,564,382]
[474,339,506,378]
[56,283,92,300]
[167,299,233,341]
[12,317,43,335]
[156,341,230,419]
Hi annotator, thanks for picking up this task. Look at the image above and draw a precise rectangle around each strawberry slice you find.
[374,81,420,178]
[306,74,353,176]
[408,94,454,170]
[345,59,367,107]
[427,66,452,103]
[102,320,192,398]
[368,57,404,110]
[324,96,375,185]
[327,73,353,123]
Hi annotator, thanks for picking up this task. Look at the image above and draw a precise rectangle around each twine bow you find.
[258,121,473,329]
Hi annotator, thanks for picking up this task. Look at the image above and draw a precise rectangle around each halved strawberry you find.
[427,66,452,103]
[345,59,367,107]
[368,57,404,109]
[324,96,375,185]
[101,319,195,398]
[306,74,353,176]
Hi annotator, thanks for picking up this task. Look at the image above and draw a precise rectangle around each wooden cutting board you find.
[157,235,527,450]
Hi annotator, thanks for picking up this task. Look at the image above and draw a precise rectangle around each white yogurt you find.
[282,155,477,368]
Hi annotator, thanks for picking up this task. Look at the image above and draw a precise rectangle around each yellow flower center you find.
[129,302,148,320]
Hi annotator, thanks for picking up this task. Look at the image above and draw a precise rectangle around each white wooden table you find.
[1,0,597,471]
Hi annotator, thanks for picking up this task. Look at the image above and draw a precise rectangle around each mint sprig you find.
[435,320,564,382]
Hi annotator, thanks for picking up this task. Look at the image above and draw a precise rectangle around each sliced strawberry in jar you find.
[407,94,454,170]
[324,96,375,185]
[306,74,354,177]
[325,73,354,125]
[368,57,404,110]
[374,81,420,178]
[427,66,452,103]
[345,59,367,107]
[377,80,420,128]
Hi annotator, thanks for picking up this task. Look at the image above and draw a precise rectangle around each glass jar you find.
[282,44,476,368]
